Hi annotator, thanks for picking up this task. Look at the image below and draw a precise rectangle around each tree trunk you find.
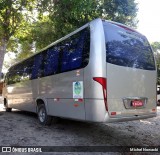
[0,39,7,81]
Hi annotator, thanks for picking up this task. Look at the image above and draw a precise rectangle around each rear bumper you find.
[104,113,157,123]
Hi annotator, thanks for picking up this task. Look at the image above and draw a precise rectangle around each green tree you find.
[29,0,138,51]
[151,42,160,84]
[6,0,138,66]
[151,42,160,53]
[43,0,138,41]
[0,0,36,78]
[103,0,138,26]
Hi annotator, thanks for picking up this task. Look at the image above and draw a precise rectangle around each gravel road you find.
[0,96,159,155]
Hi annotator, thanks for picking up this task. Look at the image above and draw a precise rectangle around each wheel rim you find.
[39,108,46,122]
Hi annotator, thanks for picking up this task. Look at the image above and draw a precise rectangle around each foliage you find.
[0,0,36,42]
[2,0,138,69]
[151,42,160,53]
[0,0,37,74]
[103,0,138,27]
[30,16,55,50]
[17,0,138,54]
[38,0,138,43]
[151,42,160,84]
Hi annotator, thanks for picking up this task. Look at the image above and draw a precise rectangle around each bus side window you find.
[31,54,43,79]
[7,72,12,85]
[8,66,19,84]
[16,66,23,83]
[61,43,70,72]
[44,48,59,76]
[82,29,90,67]
[23,58,34,80]
[61,30,87,72]
[69,31,86,70]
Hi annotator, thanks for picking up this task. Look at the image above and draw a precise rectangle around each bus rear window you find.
[103,22,156,70]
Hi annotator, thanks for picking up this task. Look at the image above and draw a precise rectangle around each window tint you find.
[44,48,59,76]
[7,27,90,84]
[8,66,22,84]
[7,58,34,84]
[61,29,88,72]
[23,58,34,80]
[103,22,155,70]
[31,54,43,79]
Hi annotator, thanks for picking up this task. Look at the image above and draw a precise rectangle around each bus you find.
[2,18,157,125]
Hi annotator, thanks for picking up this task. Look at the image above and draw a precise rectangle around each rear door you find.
[103,22,157,117]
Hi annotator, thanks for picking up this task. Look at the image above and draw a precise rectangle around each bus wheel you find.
[6,108,12,112]
[37,104,52,125]
[4,99,12,112]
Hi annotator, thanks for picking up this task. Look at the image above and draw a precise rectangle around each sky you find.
[136,0,160,42]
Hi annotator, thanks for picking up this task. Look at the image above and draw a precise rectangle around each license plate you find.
[131,100,143,107]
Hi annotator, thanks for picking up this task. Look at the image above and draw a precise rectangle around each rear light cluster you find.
[152,108,156,112]
[93,77,108,111]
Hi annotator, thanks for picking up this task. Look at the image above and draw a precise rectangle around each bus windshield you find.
[103,22,156,70]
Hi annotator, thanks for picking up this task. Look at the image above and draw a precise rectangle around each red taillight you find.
[152,108,156,112]
[93,77,108,111]
[93,77,106,89]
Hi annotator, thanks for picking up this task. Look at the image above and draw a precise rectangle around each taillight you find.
[93,77,108,111]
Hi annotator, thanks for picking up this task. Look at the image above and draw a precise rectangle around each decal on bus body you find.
[73,81,83,99]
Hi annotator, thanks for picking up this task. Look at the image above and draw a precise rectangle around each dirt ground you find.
[0,96,160,155]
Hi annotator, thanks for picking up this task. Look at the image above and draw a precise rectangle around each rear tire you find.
[4,99,12,112]
[6,108,12,112]
[37,104,52,125]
